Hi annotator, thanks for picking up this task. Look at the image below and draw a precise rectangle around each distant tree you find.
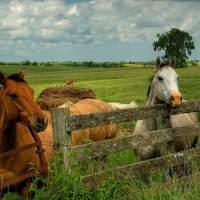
[44,62,52,66]
[153,28,195,67]
[83,61,94,67]
[189,60,198,66]
[22,60,31,65]
[0,62,6,65]
[32,61,38,66]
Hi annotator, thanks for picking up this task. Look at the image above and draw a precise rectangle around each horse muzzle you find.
[32,113,48,132]
[170,90,182,108]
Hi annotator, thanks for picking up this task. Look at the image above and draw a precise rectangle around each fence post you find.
[156,107,174,181]
[156,110,174,154]
[51,107,72,173]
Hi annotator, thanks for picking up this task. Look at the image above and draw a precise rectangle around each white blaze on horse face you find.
[154,66,182,107]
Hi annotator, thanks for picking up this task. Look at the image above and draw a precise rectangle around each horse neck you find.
[146,82,164,106]
[0,124,17,154]
[144,85,163,131]
[0,92,17,153]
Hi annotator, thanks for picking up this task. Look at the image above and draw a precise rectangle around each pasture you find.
[1,63,200,199]
[1,64,200,104]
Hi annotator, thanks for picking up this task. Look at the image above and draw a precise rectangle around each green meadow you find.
[1,64,200,104]
[1,63,200,200]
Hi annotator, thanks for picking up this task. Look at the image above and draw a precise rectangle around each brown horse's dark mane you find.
[146,62,172,98]
[7,74,27,84]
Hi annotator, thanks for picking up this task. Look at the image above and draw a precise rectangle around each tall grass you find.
[28,151,200,200]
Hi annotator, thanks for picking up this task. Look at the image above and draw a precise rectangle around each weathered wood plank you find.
[82,146,200,186]
[51,107,72,172]
[156,114,173,181]
[66,104,169,131]
[70,123,200,162]
[157,114,174,153]
[64,100,200,131]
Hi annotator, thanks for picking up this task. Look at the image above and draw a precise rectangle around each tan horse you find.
[133,57,199,179]
[58,99,118,146]
[0,68,54,198]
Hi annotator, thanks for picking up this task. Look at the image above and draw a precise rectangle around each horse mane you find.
[7,73,27,84]
[147,75,154,98]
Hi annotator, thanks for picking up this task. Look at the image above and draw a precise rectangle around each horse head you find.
[0,68,48,132]
[150,57,182,107]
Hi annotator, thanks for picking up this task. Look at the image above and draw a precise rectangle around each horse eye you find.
[177,76,179,80]
[158,76,163,81]
[9,94,17,99]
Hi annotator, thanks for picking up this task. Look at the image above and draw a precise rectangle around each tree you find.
[21,60,31,65]
[153,28,195,67]
[32,61,38,66]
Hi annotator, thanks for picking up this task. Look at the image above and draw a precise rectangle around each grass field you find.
[1,64,200,200]
[1,64,200,104]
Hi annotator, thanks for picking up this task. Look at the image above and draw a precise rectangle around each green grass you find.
[28,152,200,200]
[1,64,199,103]
[1,64,200,199]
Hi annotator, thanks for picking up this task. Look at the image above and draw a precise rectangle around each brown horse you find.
[133,57,199,180]
[63,79,73,85]
[0,68,118,198]
[0,68,54,198]
[59,99,118,146]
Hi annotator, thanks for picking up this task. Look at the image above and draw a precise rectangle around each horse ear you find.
[19,67,26,79]
[170,57,176,68]
[156,57,161,69]
[0,71,6,85]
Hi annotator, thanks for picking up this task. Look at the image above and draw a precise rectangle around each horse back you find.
[171,112,199,151]
[69,99,118,145]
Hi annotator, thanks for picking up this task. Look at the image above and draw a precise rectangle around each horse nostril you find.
[36,116,45,128]
[170,95,174,101]
[180,96,182,101]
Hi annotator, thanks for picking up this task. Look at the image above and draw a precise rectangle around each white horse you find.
[134,57,198,179]
[108,101,137,110]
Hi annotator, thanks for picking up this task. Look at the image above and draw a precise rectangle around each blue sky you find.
[0,0,200,62]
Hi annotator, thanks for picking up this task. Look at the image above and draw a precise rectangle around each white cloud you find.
[68,4,79,16]
[0,0,199,61]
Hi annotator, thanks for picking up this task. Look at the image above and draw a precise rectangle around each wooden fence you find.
[51,100,200,185]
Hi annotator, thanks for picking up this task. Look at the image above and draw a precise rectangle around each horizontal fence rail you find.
[82,146,200,186]
[70,123,200,162]
[51,100,200,132]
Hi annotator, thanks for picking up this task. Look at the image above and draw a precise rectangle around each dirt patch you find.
[36,86,96,110]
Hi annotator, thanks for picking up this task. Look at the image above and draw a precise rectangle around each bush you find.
[0,62,6,65]
[189,60,198,66]
[21,60,31,65]
[32,61,38,66]
[43,62,52,66]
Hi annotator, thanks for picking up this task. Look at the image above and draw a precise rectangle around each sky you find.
[0,0,200,62]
